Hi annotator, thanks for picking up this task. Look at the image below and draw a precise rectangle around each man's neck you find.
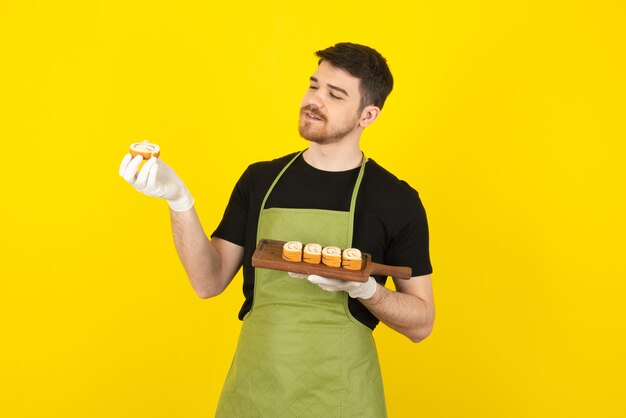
[302,140,363,172]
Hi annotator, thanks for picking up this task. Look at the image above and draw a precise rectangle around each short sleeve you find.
[384,190,433,277]
[211,168,250,246]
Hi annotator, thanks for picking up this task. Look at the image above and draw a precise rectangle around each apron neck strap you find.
[348,154,368,245]
[259,150,303,215]
[256,151,303,241]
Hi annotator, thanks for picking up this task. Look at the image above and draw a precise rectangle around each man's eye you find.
[330,93,342,100]
[309,85,318,90]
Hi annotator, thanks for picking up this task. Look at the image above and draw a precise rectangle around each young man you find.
[120,42,434,417]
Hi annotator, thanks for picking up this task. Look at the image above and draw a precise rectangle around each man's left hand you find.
[288,273,378,299]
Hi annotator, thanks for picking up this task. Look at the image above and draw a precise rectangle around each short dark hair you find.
[315,42,394,110]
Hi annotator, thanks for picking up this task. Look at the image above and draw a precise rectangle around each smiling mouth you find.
[303,111,324,121]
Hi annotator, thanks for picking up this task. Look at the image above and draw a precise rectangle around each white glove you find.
[288,273,378,300]
[119,153,195,212]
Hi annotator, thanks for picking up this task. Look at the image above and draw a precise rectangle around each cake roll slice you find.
[341,248,362,270]
[302,243,322,264]
[321,246,342,268]
[282,241,303,262]
[130,141,161,159]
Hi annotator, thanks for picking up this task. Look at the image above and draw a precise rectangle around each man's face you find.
[298,61,364,144]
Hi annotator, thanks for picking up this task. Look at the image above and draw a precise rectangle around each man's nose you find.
[305,89,325,109]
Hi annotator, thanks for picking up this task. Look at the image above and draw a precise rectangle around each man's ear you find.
[359,105,381,128]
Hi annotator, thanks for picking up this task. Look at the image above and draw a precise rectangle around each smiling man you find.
[120,42,434,417]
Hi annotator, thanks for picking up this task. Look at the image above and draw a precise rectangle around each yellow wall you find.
[1,1,624,417]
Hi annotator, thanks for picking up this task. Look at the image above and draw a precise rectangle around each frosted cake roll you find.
[282,241,303,262]
[321,246,342,268]
[341,248,362,270]
[302,243,322,264]
[130,141,161,159]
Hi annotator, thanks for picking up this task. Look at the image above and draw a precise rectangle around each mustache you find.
[300,105,326,121]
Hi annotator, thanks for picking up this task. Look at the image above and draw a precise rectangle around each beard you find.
[298,105,360,144]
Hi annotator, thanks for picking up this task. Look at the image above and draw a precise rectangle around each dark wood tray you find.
[251,239,412,282]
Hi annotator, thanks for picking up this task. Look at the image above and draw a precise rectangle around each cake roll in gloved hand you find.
[119,154,194,212]
[288,272,378,300]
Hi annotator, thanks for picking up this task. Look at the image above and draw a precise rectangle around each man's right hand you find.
[119,154,195,212]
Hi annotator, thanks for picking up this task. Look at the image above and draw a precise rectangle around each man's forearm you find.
[360,284,435,343]
[170,207,229,298]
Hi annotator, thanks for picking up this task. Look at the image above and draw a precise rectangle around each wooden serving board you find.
[251,239,412,282]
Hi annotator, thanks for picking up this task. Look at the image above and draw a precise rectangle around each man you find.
[120,42,434,417]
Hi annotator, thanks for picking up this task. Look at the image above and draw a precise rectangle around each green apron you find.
[216,152,386,418]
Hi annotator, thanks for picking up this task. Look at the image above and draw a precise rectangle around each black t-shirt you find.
[212,152,432,330]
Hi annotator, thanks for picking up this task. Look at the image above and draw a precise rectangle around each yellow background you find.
[1,1,624,417]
